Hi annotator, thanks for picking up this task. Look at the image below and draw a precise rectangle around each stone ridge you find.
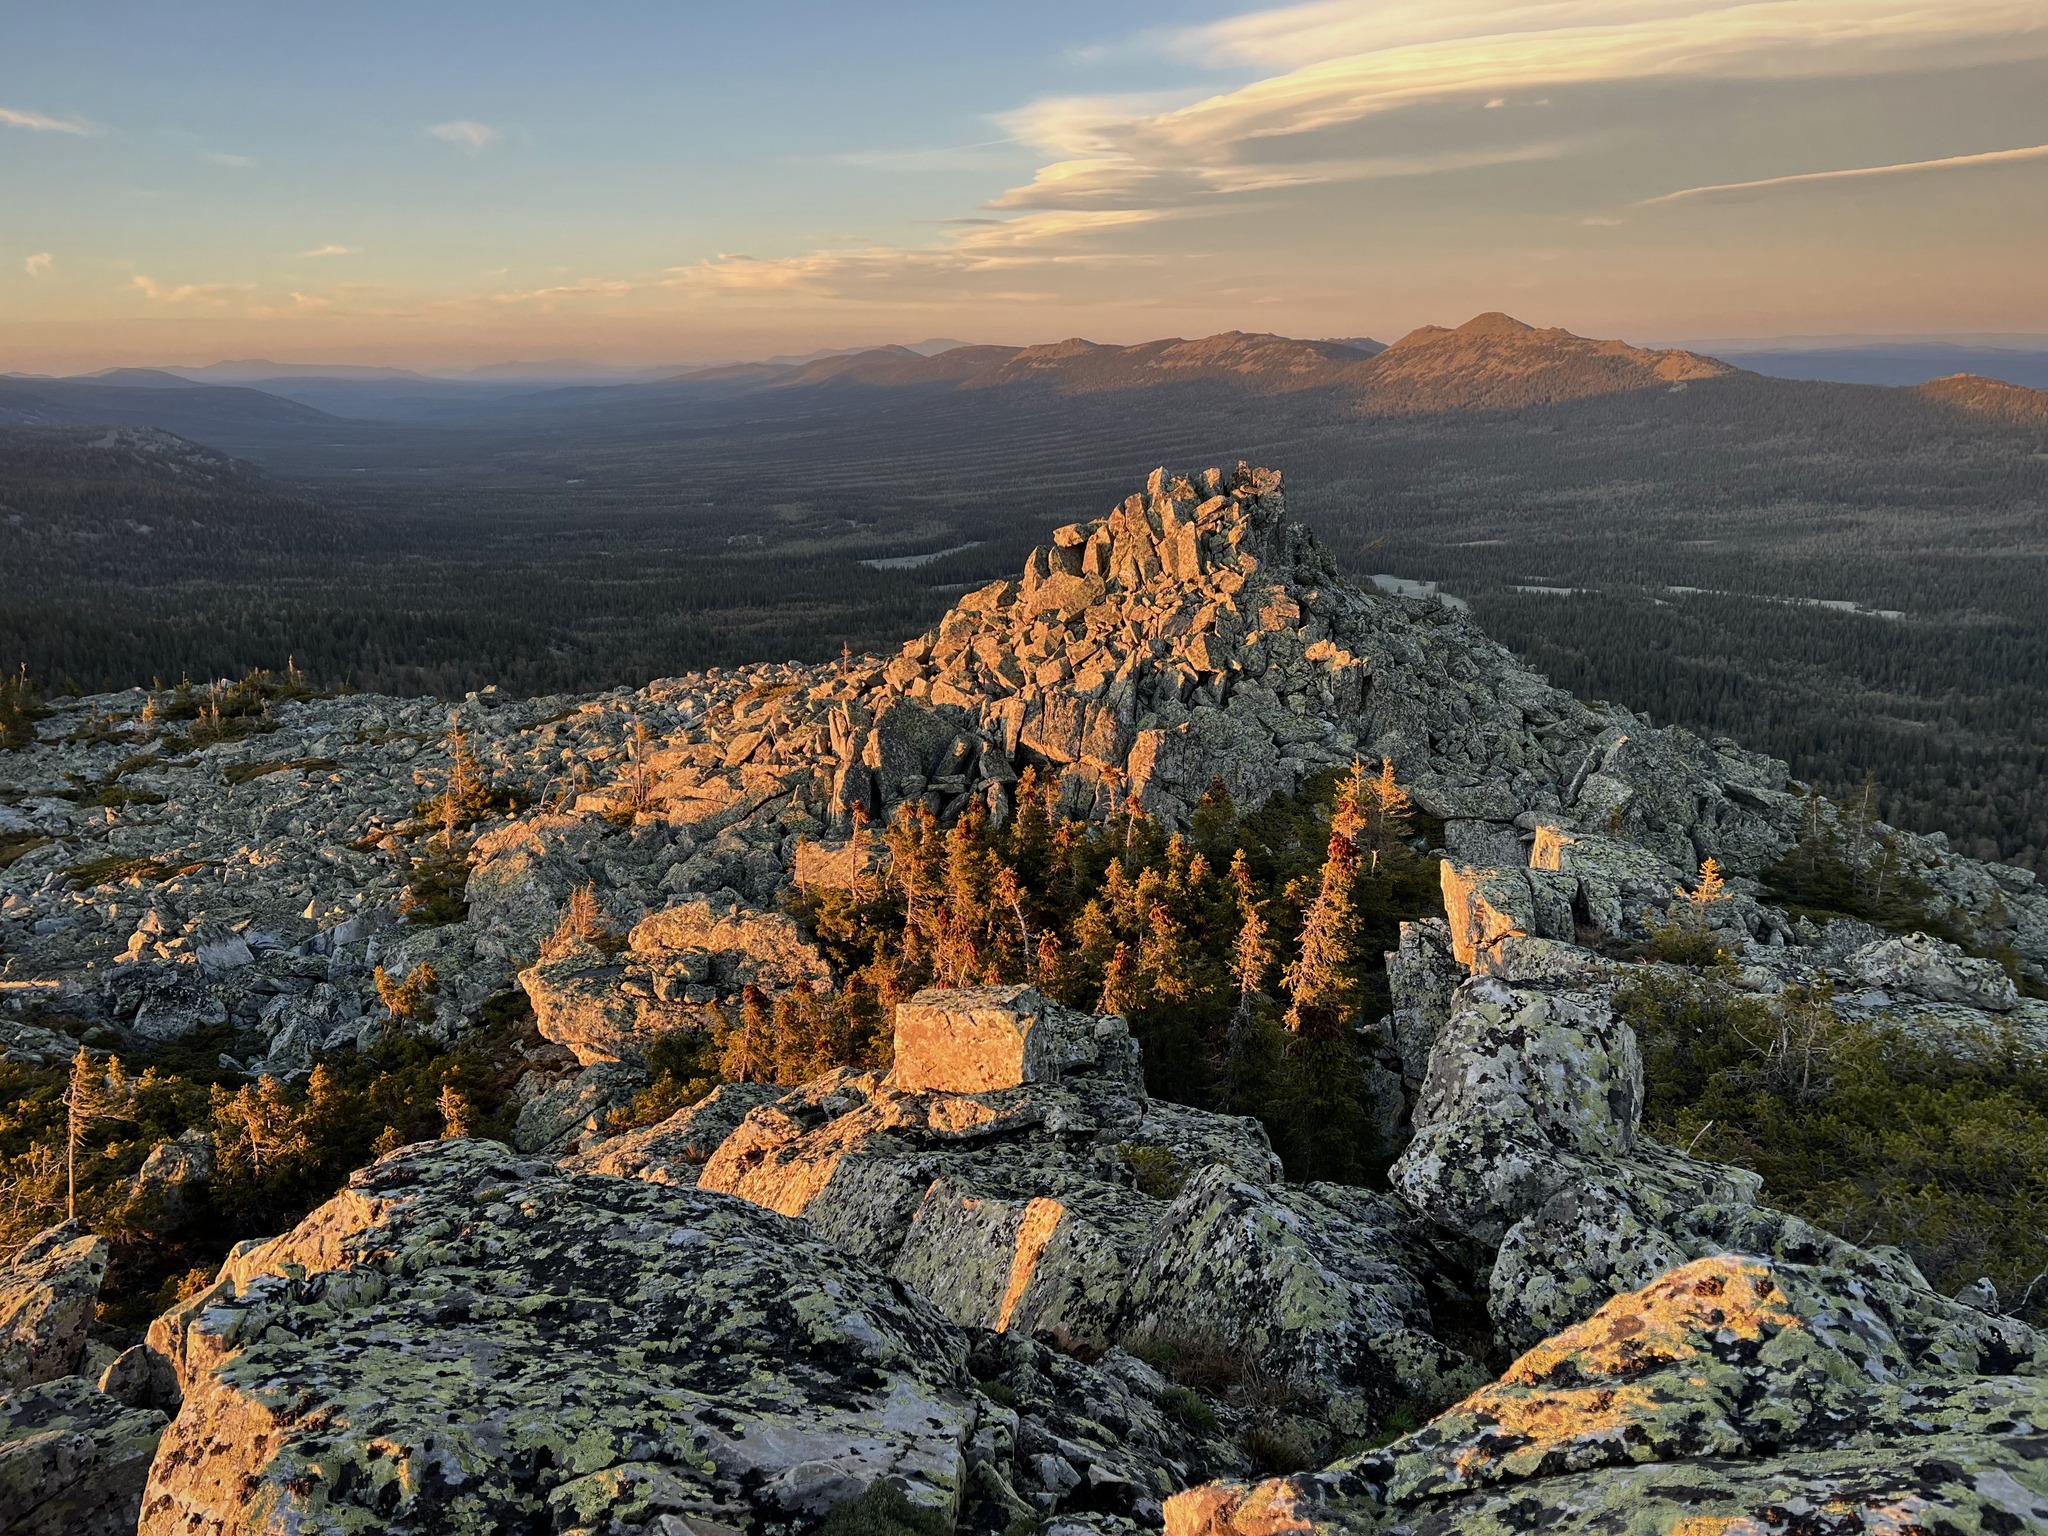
[3,460,2045,1078]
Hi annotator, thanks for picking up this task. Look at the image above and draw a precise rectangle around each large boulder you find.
[1389,968,1763,1350]
[0,1222,108,1389]
[894,985,1136,1094]
[519,896,833,1066]
[1845,931,2020,1011]
[0,1374,167,1536]
[142,1139,977,1533]
[1120,1168,1485,1436]
[681,991,1473,1433]
[139,1138,1232,1535]
[1163,1251,2048,1536]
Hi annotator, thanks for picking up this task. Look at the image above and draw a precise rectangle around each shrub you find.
[818,1482,951,1536]
[1622,968,2048,1317]
[1159,1384,1219,1432]
[0,667,47,752]
[1117,1143,1186,1200]
[375,962,440,1023]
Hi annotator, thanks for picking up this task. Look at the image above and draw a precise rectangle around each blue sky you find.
[5,1,2046,369]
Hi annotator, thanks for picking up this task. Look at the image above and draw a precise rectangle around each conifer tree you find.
[437,1084,476,1139]
[1098,941,1139,1018]
[1364,760,1412,872]
[63,1049,125,1221]
[1284,771,1364,1035]
[721,985,777,1082]
[1228,850,1273,1025]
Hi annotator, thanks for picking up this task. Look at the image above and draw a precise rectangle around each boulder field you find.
[3,463,2047,1531]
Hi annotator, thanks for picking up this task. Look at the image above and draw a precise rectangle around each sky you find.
[4,0,2047,372]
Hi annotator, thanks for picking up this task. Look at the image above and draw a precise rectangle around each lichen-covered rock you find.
[562,1081,782,1182]
[97,1342,182,1412]
[1390,976,1675,1246]
[1845,931,2020,1011]
[1526,825,1680,941]
[509,1058,648,1152]
[1164,1252,2048,1536]
[1380,919,1459,1089]
[0,1222,109,1389]
[0,1373,167,1536]
[894,1178,1140,1351]
[141,1138,983,1535]
[1121,1168,1483,1436]
[1485,1181,1689,1352]
[966,1331,1245,1529]
[1389,964,1766,1349]
[519,897,833,1067]
[127,1130,215,1228]
[1383,1253,2046,1504]
[895,985,1135,1094]
[1436,866,1532,970]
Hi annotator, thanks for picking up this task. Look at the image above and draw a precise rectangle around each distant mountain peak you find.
[1914,372,2048,426]
[1456,311,1538,337]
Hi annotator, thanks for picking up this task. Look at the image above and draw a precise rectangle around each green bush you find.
[1160,1384,1219,1432]
[818,1482,951,1536]
[1623,969,2048,1316]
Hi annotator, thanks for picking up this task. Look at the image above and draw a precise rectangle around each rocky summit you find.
[4,463,2048,1533]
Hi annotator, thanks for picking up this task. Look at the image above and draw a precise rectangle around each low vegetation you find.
[1624,967,2048,1318]
[0,996,535,1328]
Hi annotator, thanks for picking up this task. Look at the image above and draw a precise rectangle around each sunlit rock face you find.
[1164,1250,2048,1536]
[0,1222,167,1536]
[599,989,1478,1437]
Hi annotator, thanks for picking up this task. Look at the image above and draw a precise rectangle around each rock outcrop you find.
[1,1222,109,1389]
[1163,1249,2048,1535]
[0,1222,167,1535]
[139,1137,1235,1535]
[579,986,1480,1439]
[4,461,2043,1089]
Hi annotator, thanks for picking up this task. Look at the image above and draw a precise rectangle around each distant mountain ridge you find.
[711,313,1738,413]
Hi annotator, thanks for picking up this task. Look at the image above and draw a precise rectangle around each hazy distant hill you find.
[1348,312,1731,412]
[693,313,1734,410]
[0,374,338,442]
[1915,372,2048,427]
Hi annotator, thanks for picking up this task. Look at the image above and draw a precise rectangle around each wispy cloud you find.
[430,120,500,151]
[0,105,98,135]
[298,244,360,258]
[995,1,2048,213]
[205,151,256,168]
[130,275,251,306]
[24,253,52,277]
[1639,141,2048,205]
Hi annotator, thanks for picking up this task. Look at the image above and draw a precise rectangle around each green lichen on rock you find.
[141,1137,978,1534]
[0,1373,167,1536]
